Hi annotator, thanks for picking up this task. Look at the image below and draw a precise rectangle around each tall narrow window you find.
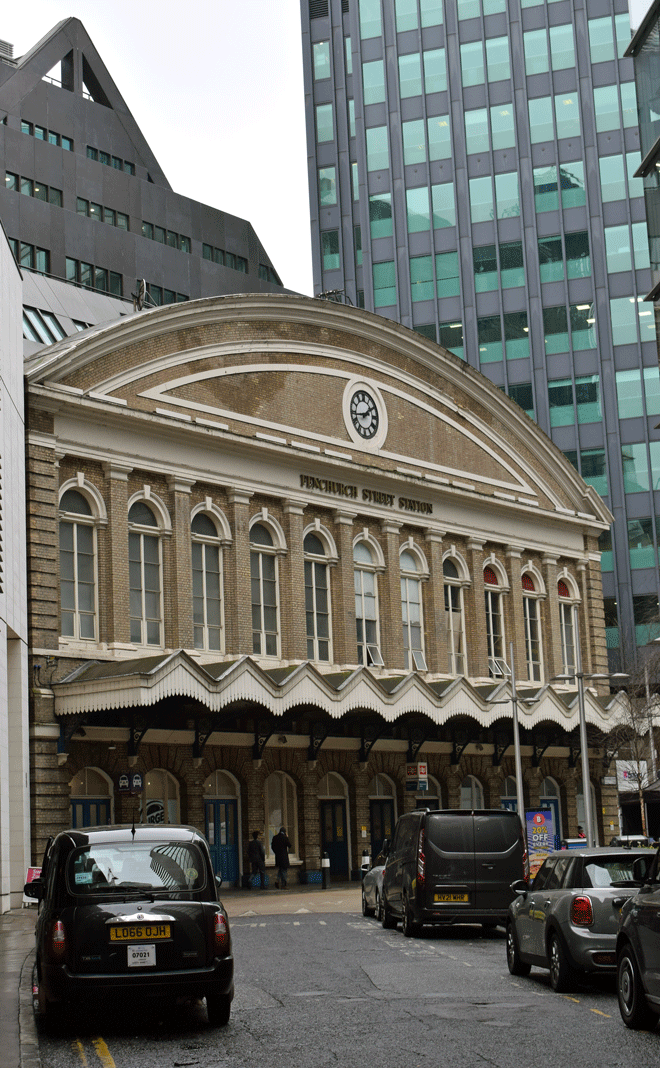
[522,574,543,682]
[354,541,383,666]
[400,550,427,671]
[484,566,505,671]
[558,581,577,675]
[59,489,97,640]
[444,559,466,675]
[304,532,331,662]
[250,523,280,657]
[129,501,162,646]
[192,513,223,652]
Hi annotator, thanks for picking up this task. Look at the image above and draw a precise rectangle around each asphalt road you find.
[35,888,660,1068]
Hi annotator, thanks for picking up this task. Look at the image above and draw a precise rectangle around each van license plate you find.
[434,893,469,903]
[127,944,156,967]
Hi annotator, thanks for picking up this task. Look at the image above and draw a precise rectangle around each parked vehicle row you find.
[24,824,234,1030]
[362,808,660,1033]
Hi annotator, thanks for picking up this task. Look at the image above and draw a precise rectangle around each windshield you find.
[67,841,207,896]
[583,854,650,888]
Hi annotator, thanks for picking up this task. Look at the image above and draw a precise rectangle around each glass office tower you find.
[300,0,660,669]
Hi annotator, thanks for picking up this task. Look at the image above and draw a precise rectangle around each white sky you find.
[0,0,314,296]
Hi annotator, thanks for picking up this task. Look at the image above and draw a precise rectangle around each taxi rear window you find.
[68,841,206,895]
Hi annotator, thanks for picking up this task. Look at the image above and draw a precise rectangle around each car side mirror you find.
[215,874,223,890]
[632,856,651,885]
[511,879,528,897]
[24,879,44,901]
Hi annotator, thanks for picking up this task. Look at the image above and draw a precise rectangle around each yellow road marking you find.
[92,1037,116,1068]
[591,1009,611,1017]
[563,996,580,1003]
[72,1039,88,1066]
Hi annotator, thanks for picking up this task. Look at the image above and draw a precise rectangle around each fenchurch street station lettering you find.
[300,474,432,515]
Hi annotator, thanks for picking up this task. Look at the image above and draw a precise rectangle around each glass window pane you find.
[539,236,564,283]
[478,315,503,364]
[367,126,390,170]
[600,154,625,203]
[616,369,642,419]
[321,230,340,270]
[486,36,510,82]
[504,311,529,360]
[628,518,655,570]
[424,48,446,94]
[420,0,443,26]
[490,103,515,150]
[461,41,485,87]
[399,53,422,98]
[359,0,382,39]
[469,176,493,223]
[431,182,455,228]
[534,165,559,212]
[565,231,591,278]
[500,241,524,288]
[570,303,596,351]
[427,114,451,160]
[465,108,489,154]
[561,162,585,208]
[549,378,574,427]
[319,166,337,205]
[370,193,393,238]
[644,367,660,416]
[544,306,569,354]
[605,224,632,273]
[435,251,460,297]
[622,443,649,493]
[524,29,549,75]
[395,0,418,31]
[474,245,497,293]
[555,93,580,138]
[550,24,575,71]
[363,59,386,105]
[373,261,397,307]
[610,296,639,346]
[529,97,554,144]
[411,255,434,301]
[594,85,620,132]
[633,222,650,270]
[406,187,430,234]
[589,17,615,63]
[313,40,331,80]
[316,103,334,143]
[622,81,637,128]
[403,120,426,165]
[575,374,601,423]
[582,449,608,496]
[495,172,519,218]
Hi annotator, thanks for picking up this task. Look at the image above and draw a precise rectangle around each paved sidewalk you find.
[0,881,362,1068]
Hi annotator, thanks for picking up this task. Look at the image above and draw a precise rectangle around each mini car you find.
[506,847,652,992]
[25,824,234,1028]
[361,853,386,921]
[616,847,660,1030]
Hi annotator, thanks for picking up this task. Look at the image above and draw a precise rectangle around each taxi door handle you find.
[481,862,495,869]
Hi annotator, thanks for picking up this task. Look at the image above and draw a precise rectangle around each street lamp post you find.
[553,604,628,848]
[508,641,526,822]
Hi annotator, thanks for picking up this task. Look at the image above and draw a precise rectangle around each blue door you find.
[320,800,348,880]
[205,800,239,884]
[70,799,111,828]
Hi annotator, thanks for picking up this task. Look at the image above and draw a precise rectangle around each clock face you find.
[350,390,379,439]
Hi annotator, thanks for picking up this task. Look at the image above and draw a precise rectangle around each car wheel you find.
[506,922,531,977]
[402,898,420,938]
[362,887,375,918]
[548,931,574,993]
[375,891,383,923]
[206,992,231,1027]
[34,963,61,1032]
[617,944,658,1031]
[381,894,397,930]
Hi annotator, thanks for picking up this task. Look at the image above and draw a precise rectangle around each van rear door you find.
[424,813,476,911]
[473,811,522,913]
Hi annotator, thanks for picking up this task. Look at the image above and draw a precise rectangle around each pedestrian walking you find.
[271,826,292,889]
[247,830,266,889]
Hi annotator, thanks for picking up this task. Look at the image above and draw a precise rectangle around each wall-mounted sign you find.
[405,762,428,792]
[118,772,143,793]
[299,474,432,515]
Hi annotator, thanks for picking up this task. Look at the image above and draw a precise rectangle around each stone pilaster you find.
[102,462,132,646]
[506,547,527,683]
[165,476,195,649]
[423,530,446,673]
[226,491,253,655]
[380,520,404,670]
[332,509,358,665]
[541,555,561,680]
[282,501,307,661]
[464,540,488,677]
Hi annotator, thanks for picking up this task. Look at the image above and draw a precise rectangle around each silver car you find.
[506,847,652,992]
[362,858,386,921]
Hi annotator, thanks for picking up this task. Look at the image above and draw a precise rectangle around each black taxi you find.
[25,824,234,1027]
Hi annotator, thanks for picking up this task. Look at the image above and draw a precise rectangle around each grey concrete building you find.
[0,17,288,348]
[300,0,659,669]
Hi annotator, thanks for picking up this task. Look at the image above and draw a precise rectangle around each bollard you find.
[361,849,371,880]
[321,852,330,889]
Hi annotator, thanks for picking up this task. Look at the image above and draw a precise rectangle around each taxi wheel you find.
[618,945,658,1031]
[206,992,231,1027]
[548,932,574,993]
[506,922,531,977]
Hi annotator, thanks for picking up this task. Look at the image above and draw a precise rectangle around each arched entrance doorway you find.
[204,770,240,883]
[319,772,349,880]
[69,767,113,828]
[368,773,396,861]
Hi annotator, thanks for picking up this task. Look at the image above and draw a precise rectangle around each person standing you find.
[247,830,266,889]
[271,826,292,889]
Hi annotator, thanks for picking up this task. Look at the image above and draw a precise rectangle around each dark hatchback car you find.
[616,846,660,1030]
[25,824,234,1028]
[381,808,527,935]
[507,847,651,992]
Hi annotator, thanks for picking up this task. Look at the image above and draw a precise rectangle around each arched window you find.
[400,550,427,670]
[354,540,383,666]
[128,501,162,646]
[484,566,505,672]
[367,774,395,797]
[250,523,280,657]
[501,776,518,810]
[318,772,348,798]
[264,772,298,858]
[522,573,543,682]
[443,558,466,674]
[59,488,97,640]
[142,768,180,824]
[69,767,113,828]
[540,776,563,845]
[204,770,239,797]
[460,775,484,809]
[558,579,577,675]
[304,532,331,662]
[192,512,224,652]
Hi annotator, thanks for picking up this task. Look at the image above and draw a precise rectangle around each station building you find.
[25,292,624,882]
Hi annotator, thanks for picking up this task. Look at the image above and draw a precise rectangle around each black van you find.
[380,808,528,935]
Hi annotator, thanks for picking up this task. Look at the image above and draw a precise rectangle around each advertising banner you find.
[526,810,555,881]
[405,762,428,792]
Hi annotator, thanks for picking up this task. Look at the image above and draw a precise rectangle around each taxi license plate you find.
[434,893,469,903]
[110,924,170,941]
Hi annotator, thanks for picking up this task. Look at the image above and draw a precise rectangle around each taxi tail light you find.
[214,913,230,955]
[50,920,66,959]
[417,828,425,888]
[571,896,594,926]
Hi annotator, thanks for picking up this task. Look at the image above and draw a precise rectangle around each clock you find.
[350,389,379,439]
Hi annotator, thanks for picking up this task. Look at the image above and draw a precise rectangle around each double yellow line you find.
[72,1037,116,1067]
